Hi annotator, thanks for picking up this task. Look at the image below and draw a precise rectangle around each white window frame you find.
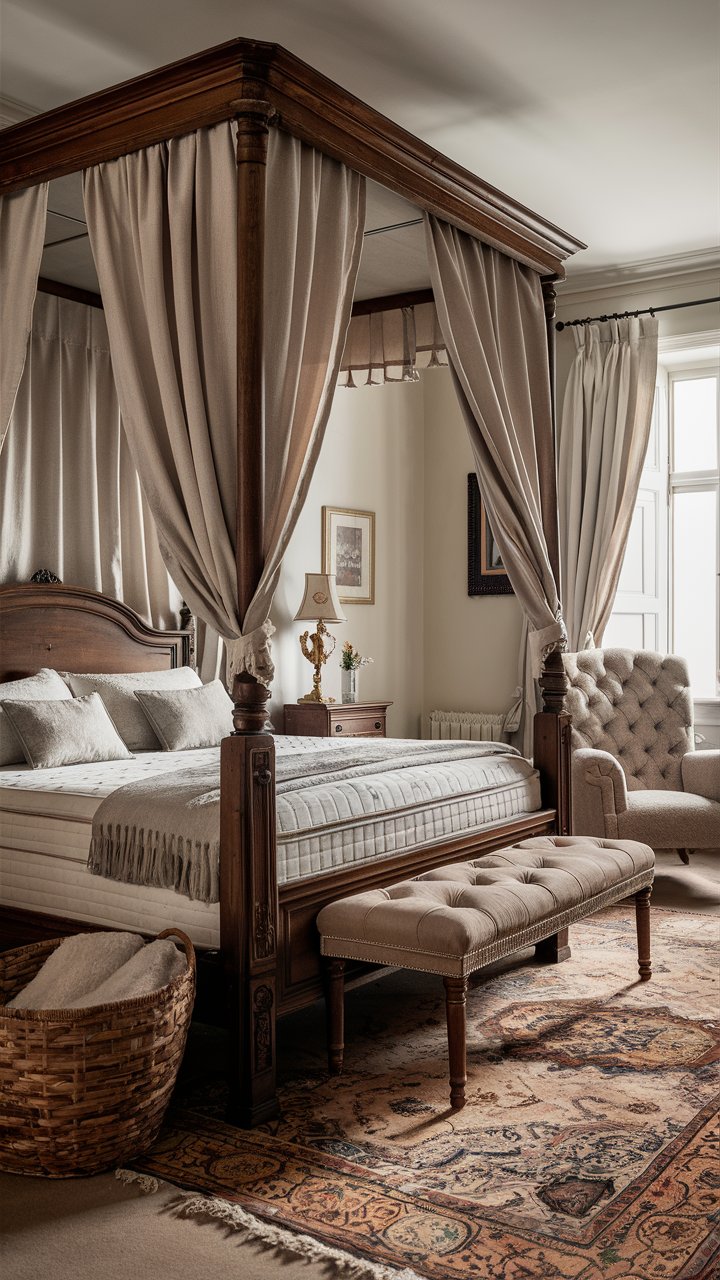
[666,360,720,702]
[608,330,720,737]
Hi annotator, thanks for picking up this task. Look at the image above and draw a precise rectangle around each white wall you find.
[422,370,523,729]
[269,380,425,738]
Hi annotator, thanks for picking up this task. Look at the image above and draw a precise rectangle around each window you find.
[669,369,718,697]
[605,338,720,704]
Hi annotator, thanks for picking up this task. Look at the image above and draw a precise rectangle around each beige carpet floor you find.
[1,848,717,1280]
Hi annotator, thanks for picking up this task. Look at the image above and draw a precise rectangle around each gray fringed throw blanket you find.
[88,738,519,903]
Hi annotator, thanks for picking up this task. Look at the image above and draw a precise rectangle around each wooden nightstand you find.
[284,701,393,739]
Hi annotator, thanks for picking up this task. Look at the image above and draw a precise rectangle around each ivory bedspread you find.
[87,738,538,901]
[0,738,540,913]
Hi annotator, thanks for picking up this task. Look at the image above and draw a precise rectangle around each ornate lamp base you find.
[298,619,337,704]
[299,687,335,704]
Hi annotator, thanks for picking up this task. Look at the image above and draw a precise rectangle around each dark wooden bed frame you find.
[0,37,582,1125]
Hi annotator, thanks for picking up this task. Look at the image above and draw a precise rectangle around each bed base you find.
[0,805,557,1013]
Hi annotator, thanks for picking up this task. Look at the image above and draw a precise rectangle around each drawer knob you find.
[335,723,343,732]
[374,721,382,730]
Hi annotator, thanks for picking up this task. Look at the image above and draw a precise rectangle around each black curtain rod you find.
[556,295,720,331]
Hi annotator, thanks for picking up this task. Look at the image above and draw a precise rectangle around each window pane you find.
[672,377,718,472]
[672,489,718,697]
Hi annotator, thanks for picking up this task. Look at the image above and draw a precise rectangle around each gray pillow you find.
[134,680,234,751]
[2,693,132,769]
[61,666,202,751]
[0,668,73,767]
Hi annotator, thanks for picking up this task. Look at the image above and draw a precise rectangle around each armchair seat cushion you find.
[617,789,720,849]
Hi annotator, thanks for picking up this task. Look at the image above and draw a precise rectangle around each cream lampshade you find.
[294,573,346,703]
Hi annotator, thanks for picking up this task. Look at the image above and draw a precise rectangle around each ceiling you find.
[2,0,718,281]
[36,173,428,301]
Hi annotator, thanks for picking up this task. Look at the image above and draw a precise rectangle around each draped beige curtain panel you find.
[425,216,565,671]
[339,301,447,386]
[0,185,48,448]
[558,316,659,652]
[84,124,365,688]
[0,291,183,633]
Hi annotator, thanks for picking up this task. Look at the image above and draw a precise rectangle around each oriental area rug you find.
[135,906,720,1280]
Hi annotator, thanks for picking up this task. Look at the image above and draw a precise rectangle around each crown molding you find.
[558,247,720,303]
[0,95,38,130]
[658,328,719,356]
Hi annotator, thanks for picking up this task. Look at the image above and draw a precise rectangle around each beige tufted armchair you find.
[563,649,720,861]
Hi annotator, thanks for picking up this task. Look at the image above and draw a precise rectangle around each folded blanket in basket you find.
[7,931,186,1011]
[67,939,187,1007]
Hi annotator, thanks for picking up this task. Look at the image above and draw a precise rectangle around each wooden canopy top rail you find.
[0,37,585,277]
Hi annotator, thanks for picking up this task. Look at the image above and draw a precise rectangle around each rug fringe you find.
[172,1189,425,1280]
[115,1168,160,1194]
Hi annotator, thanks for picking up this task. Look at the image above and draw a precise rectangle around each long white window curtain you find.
[0,291,182,632]
[426,217,565,669]
[558,316,659,651]
[84,124,365,687]
[0,185,48,448]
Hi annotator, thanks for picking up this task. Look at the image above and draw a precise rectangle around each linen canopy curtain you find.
[425,217,565,676]
[0,184,48,448]
[558,316,659,651]
[84,124,365,687]
[0,291,182,633]
[339,302,447,386]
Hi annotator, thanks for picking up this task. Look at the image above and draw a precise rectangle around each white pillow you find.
[134,680,234,750]
[0,668,72,767]
[2,693,132,769]
[61,667,201,751]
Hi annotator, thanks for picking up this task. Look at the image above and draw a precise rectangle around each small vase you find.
[341,667,358,704]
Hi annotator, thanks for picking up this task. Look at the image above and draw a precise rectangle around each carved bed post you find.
[533,277,572,837]
[220,83,280,1126]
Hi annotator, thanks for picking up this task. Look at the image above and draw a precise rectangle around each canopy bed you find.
[0,38,585,1125]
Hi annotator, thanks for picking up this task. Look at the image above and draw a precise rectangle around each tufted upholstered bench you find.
[317,836,654,1109]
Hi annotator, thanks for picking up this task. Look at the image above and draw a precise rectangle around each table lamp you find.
[294,572,347,703]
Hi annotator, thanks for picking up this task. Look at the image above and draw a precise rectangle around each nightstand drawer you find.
[284,701,392,738]
[330,714,386,736]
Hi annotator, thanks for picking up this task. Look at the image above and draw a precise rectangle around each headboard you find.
[0,585,192,681]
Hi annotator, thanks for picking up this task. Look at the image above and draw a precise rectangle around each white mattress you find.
[0,737,540,947]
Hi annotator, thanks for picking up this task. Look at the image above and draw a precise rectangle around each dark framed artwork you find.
[467,473,514,596]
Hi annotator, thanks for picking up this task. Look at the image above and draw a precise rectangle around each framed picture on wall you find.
[467,474,514,596]
[322,507,375,604]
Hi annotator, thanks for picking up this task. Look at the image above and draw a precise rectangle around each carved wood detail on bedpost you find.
[220,732,279,1126]
[534,653,572,836]
[533,277,572,837]
[220,88,280,1127]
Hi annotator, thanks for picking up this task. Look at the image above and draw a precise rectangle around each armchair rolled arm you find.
[681,750,720,803]
[572,747,629,838]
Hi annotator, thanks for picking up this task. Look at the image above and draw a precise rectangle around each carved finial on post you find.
[231,672,272,735]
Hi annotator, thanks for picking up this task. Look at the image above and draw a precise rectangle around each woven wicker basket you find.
[0,929,195,1177]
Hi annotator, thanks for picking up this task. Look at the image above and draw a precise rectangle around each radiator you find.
[429,709,509,742]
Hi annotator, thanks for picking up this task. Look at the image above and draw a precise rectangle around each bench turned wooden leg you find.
[444,976,468,1110]
[635,886,652,981]
[535,928,571,965]
[325,957,346,1074]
